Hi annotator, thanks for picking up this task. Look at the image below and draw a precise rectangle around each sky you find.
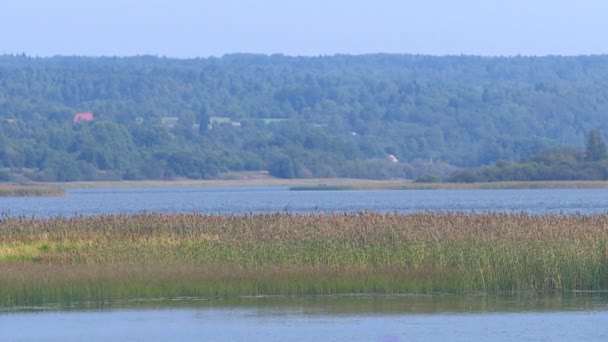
[1,0,607,58]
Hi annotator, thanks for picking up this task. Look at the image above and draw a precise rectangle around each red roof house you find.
[73,112,94,122]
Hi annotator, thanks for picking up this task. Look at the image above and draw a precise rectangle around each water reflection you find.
[4,292,608,314]
[1,294,607,342]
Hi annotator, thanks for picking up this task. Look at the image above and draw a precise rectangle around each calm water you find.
[2,187,608,340]
[2,295,607,341]
[1,187,608,217]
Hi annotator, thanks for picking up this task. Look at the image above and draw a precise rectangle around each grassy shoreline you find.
[290,180,608,190]
[44,178,608,191]
[1,212,607,308]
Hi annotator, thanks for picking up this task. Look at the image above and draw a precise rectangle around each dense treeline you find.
[449,130,608,182]
[1,54,608,181]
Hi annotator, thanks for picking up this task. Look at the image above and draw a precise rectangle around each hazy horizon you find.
[6,52,608,59]
[1,0,607,58]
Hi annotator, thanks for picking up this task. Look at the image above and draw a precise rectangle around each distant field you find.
[210,117,287,124]
[259,118,288,124]
[1,212,607,308]
[210,116,232,123]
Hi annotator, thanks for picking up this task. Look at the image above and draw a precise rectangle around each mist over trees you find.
[1,54,608,181]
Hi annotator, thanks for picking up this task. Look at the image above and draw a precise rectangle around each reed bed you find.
[1,212,607,307]
[0,184,65,197]
[291,180,608,191]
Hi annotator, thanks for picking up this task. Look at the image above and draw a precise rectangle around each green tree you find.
[199,104,210,135]
[269,155,295,178]
[585,129,607,161]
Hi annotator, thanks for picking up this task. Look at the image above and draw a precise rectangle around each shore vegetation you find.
[1,212,607,308]
[0,184,65,197]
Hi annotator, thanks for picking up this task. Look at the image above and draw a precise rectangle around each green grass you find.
[259,118,288,124]
[210,116,287,125]
[0,212,607,308]
[210,116,232,124]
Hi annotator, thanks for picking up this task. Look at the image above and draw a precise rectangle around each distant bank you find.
[7,170,608,197]
[41,178,608,191]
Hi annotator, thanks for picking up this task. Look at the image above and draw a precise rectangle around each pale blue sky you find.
[1,0,607,57]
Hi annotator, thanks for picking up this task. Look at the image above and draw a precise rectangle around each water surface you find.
[2,188,608,340]
[2,295,607,341]
[1,187,607,217]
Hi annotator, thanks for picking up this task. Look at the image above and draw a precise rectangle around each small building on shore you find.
[73,112,94,122]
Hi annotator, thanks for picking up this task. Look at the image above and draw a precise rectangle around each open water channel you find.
[1,186,608,340]
[1,186,608,217]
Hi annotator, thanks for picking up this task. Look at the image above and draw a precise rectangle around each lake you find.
[2,294,607,341]
[1,186,608,217]
[2,186,608,340]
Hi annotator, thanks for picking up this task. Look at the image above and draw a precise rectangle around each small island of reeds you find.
[0,183,65,197]
[1,212,607,308]
[289,180,608,191]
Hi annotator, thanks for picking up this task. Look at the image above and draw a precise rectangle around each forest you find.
[448,129,608,182]
[1,53,608,181]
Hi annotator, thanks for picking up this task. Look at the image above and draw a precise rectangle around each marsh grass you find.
[0,184,65,197]
[1,212,607,307]
[290,180,608,191]
[57,178,608,191]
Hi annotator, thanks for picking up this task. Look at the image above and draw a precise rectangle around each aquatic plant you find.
[0,212,607,307]
[0,184,65,197]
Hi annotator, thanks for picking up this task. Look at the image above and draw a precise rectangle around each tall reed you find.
[1,212,607,307]
[0,184,65,197]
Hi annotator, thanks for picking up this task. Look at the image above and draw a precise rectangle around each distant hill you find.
[0,54,607,181]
